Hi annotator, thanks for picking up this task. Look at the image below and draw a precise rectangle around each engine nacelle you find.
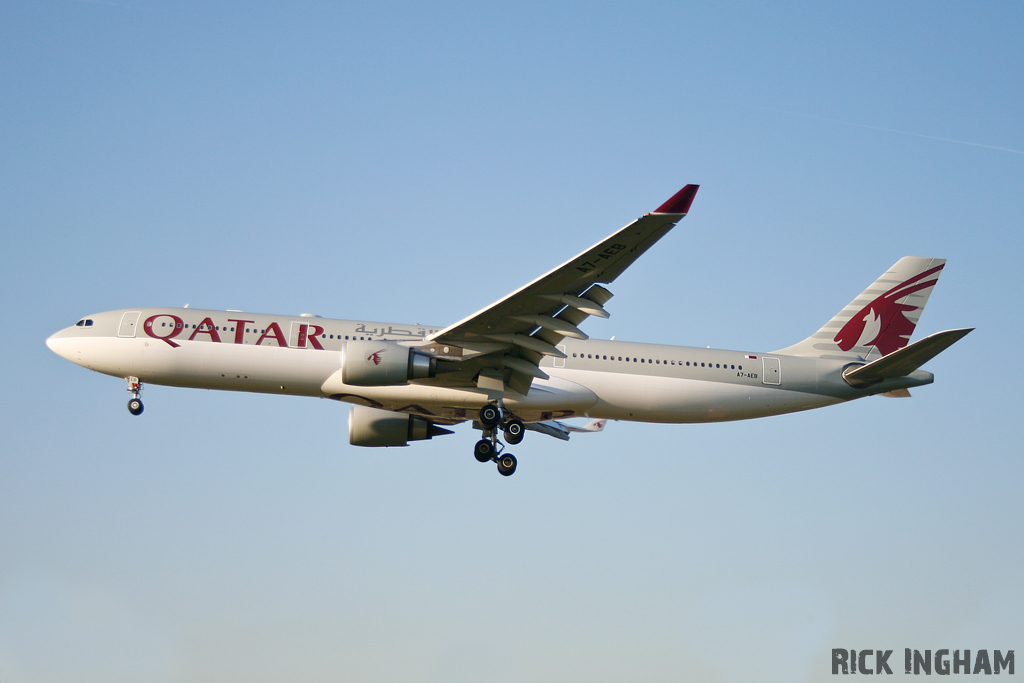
[342,340,436,386]
[348,406,453,447]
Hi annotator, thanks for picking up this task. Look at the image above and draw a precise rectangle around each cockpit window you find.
[76,320,84,326]
[85,319,93,326]
[75,319,94,327]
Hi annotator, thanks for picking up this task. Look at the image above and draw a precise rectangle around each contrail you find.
[702,96,1024,156]
[781,107,1024,156]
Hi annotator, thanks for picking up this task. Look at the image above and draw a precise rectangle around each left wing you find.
[525,418,608,442]
[424,185,699,396]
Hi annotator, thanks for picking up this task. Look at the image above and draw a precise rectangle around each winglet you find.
[654,184,699,214]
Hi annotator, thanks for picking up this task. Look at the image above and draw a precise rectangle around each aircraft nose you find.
[46,329,78,362]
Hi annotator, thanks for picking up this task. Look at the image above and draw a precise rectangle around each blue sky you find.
[2,2,1022,681]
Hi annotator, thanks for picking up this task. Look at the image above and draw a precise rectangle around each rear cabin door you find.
[118,311,141,338]
[762,357,781,385]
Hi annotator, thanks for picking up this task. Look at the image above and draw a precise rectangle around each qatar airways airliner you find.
[47,185,971,476]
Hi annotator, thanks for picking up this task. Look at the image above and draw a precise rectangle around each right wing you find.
[422,185,699,396]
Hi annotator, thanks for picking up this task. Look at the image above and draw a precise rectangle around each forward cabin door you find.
[118,311,141,338]
[762,357,781,385]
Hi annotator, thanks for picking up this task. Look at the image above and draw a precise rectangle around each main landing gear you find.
[126,376,144,416]
[474,402,524,476]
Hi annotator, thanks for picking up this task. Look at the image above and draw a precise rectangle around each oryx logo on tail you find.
[834,264,944,356]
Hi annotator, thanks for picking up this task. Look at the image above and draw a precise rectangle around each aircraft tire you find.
[504,419,525,445]
[474,439,494,463]
[497,453,517,477]
[127,398,144,416]
[479,404,501,428]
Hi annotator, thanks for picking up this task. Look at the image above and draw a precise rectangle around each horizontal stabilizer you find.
[843,328,973,386]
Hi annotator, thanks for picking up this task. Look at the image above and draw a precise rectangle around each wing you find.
[422,185,699,397]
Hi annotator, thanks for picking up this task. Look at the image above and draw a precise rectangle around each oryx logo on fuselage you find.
[834,264,944,356]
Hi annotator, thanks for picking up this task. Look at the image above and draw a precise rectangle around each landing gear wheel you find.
[503,419,525,445]
[479,403,501,428]
[127,398,144,416]
[473,439,495,463]
[497,453,517,477]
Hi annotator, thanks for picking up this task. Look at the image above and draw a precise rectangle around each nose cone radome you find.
[46,329,78,363]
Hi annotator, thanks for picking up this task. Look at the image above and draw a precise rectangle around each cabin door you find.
[118,311,141,338]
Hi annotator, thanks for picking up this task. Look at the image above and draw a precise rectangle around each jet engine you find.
[348,406,454,447]
[342,340,436,386]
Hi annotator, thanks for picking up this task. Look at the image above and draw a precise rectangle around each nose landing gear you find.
[126,376,144,416]
[474,403,524,476]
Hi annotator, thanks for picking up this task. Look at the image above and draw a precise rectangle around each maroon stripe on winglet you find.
[654,184,699,214]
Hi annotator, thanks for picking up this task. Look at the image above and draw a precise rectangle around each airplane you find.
[46,184,972,476]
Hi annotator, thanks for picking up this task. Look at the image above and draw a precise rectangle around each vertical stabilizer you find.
[774,257,946,360]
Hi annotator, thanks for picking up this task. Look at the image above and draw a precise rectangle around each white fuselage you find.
[47,307,931,425]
